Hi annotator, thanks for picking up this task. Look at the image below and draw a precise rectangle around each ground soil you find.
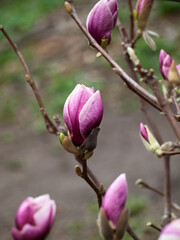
[0,2,180,240]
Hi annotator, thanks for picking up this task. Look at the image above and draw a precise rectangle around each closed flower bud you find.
[158,219,180,240]
[159,49,180,81]
[140,123,160,153]
[101,173,128,229]
[11,194,56,240]
[135,0,154,31]
[168,60,180,87]
[86,0,118,48]
[63,84,103,147]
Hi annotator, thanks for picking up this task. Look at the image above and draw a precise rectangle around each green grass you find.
[0,0,65,39]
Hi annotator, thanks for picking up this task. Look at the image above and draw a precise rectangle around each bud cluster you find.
[159,49,180,98]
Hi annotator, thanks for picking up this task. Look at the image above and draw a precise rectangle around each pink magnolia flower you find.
[158,219,180,240]
[86,0,118,45]
[102,173,128,228]
[11,194,56,240]
[159,49,180,80]
[135,0,154,30]
[63,84,103,146]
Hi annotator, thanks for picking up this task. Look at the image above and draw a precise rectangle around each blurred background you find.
[0,0,180,239]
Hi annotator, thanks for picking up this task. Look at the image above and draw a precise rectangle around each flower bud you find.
[159,49,180,82]
[140,123,160,153]
[101,173,128,229]
[86,0,118,47]
[135,0,154,31]
[168,60,180,87]
[11,194,56,240]
[158,219,180,240]
[63,84,103,147]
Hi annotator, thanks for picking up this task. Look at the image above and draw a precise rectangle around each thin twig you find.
[136,179,180,212]
[172,90,180,115]
[127,225,140,240]
[147,222,161,232]
[116,18,129,43]
[76,155,102,207]
[123,44,172,224]
[128,0,134,41]
[162,150,180,156]
[0,25,58,135]
[148,78,180,142]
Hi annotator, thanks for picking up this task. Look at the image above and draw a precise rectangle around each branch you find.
[127,225,141,240]
[136,179,180,212]
[75,155,102,207]
[64,1,161,112]
[0,25,58,135]
[128,0,134,41]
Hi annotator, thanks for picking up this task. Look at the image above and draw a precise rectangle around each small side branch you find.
[0,25,58,135]
[128,0,134,41]
[136,179,180,212]
[127,225,140,240]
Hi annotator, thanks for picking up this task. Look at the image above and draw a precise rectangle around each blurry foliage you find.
[156,1,180,15]
[0,0,65,39]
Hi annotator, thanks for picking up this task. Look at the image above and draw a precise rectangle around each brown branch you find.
[128,0,134,41]
[124,48,172,224]
[147,222,161,232]
[65,2,161,112]
[136,179,180,212]
[76,155,102,207]
[148,79,180,142]
[162,150,180,156]
[127,225,140,240]
[0,25,58,135]
[116,18,129,43]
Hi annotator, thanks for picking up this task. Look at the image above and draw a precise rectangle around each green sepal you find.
[58,132,65,144]
[133,10,137,21]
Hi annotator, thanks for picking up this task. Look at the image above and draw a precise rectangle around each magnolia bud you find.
[159,49,180,82]
[135,0,154,31]
[12,195,56,240]
[63,84,103,148]
[86,0,118,47]
[140,123,161,154]
[168,60,180,87]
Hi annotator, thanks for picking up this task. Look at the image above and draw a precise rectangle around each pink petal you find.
[63,94,73,134]
[159,49,172,80]
[79,90,103,139]
[68,85,94,145]
[15,198,35,230]
[11,228,23,240]
[102,173,128,228]
[34,201,55,235]
[140,123,149,143]
[86,0,117,44]
[159,219,180,239]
